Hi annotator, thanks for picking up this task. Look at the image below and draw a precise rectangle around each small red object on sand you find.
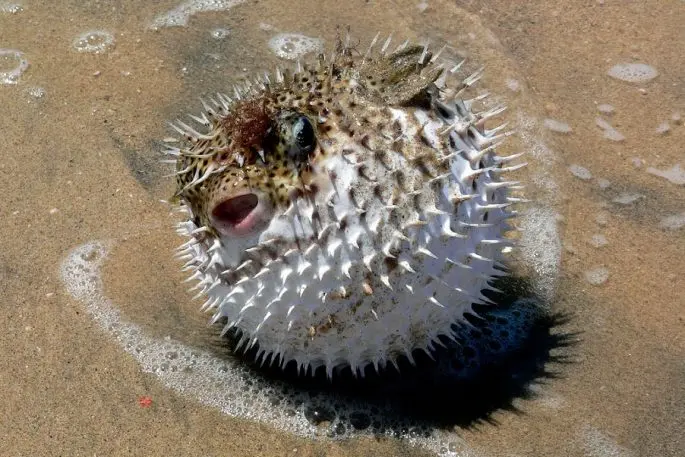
[138,396,153,408]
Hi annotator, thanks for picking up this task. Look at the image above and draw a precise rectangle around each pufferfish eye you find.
[292,115,316,155]
[276,111,317,162]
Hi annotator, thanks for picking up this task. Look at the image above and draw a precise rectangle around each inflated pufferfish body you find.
[169,35,525,377]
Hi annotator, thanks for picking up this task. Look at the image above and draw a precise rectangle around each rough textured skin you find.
[167,34,525,377]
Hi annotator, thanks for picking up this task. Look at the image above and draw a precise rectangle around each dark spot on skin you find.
[384,257,398,272]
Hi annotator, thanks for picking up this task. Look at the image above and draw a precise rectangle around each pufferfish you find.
[166,33,526,378]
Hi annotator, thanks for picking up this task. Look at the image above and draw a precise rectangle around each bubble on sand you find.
[26,86,45,98]
[585,267,609,286]
[589,234,608,248]
[210,27,230,39]
[0,2,22,13]
[150,0,246,29]
[597,178,611,189]
[596,117,625,142]
[659,213,685,230]
[630,157,644,169]
[595,212,609,226]
[607,63,658,83]
[0,49,29,85]
[518,206,562,300]
[655,122,670,135]
[505,78,520,92]
[581,425,635,457]
[73,31,115,54]
[646,164,685,185]
[569,164,592,180]
[268,33,323,60]
[612,193,643,205]
[544,118,572,134]
[597,104,615,115]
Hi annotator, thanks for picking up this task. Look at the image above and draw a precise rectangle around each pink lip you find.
[211,192,266,237]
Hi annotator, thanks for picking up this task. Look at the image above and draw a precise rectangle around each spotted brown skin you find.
[175,44,443,239]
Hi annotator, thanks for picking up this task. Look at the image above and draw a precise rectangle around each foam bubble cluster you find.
[655,122,670,135]
[0,49,29,85]
[569,164,592,181]
[607,63,658,83]
[518,206,562,300]
[581,425,634,457]
[659,213,685,230]
[596,117,625,142]
[72,31,115,54]
[25,86,45,99]
[210,27,230,39]
[150,0,246,29]
[544,118,572,134]
[584,267,609,285]
[597,178,611,189]
[597,104,614,115]
[268,33,323,60]
[646,164,685,185]
[589,234,608,248]
[612,193,643,205]
[0,1,22,13]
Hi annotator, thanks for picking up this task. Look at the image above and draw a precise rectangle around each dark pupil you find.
[293,116,316,155]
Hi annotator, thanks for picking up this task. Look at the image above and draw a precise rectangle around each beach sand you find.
[1,0,683,455]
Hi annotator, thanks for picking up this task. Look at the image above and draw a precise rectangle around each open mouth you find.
[211,193,262,236]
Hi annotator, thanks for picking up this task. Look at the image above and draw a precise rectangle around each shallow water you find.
[1,1,684,456]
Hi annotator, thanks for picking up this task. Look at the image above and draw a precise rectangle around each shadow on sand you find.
[215,275,578,435]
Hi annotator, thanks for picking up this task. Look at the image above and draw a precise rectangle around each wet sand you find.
[1,1,683,456]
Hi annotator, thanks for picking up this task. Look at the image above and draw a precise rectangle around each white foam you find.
[612,193,643,205]
[580,425,635,457]
[268,33,323,60]
[646,164,685,185]
[72,31,115,54]
[569,164,592,180]
[597,104,615,115]
[516,113,558,166]
[519,206,562,300]
[0,49,29,85]
[210,27,230,39]
[595,117,625,142]
[589,234,608,248]
[655,122,670,135]
[544,118,572,133]
[595,212,609,226]
[659,213,685,230]
[0,1,22,13]
[512,114,562,300]
[607,63,658,83]
[505,78,520,92]
[149,0,246,29]
[597,178,611,189]
[59,241,472,457]
[584,267,609,285]
[25,86,45,99]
